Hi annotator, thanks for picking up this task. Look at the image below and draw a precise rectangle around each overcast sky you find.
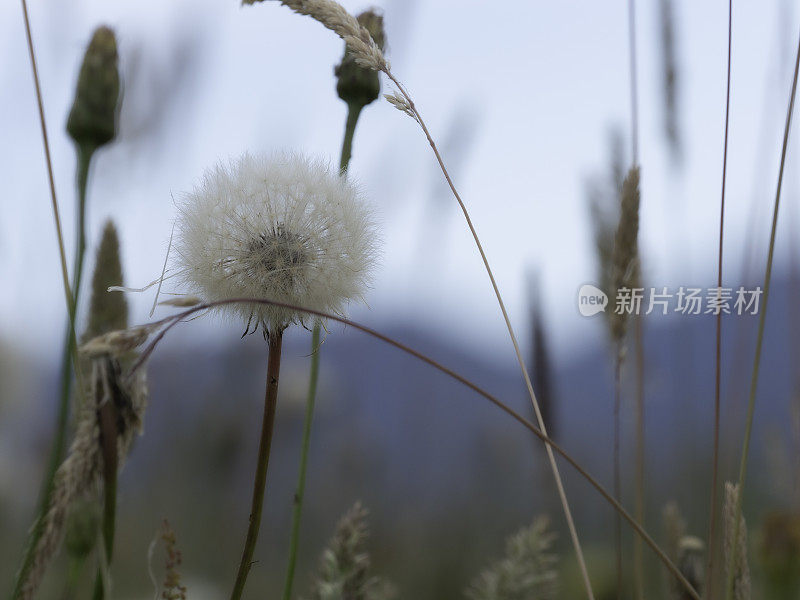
[1,0,799,365]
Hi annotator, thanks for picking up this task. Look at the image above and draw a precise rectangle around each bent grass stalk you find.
[129,297,702,600]
[724,22,800,600]
[14,2,88,597]
[707,2,733,598]
[383,72,594,600]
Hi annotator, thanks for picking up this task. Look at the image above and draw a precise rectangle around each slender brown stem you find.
[614,354,623,600]
[633,316,645,600]
[724,22,800,600]
[18,0,72,312]
[707,3,732,599]
[230,330,283,600]
[130,297,701,600]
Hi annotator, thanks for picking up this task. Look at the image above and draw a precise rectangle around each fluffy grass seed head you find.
[174,152,377,334]
[305,502,395,600]
[466,516,558,600]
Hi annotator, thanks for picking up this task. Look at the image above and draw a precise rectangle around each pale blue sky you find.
[1,0,798,365]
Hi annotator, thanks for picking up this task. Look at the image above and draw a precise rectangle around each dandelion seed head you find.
[174,152,377,333]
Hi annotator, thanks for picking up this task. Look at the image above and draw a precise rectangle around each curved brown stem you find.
[130,298,701,600]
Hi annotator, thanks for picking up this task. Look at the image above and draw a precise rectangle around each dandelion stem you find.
[282,323,321,600]
[133,297,701,600]
[724,21,800,600]
[230,330,284,600]
[707,3,733,598]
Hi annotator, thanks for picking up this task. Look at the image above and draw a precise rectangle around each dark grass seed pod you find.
[610,166,641,345]
[66,26,120,151]
[84,220,128,342]
[335,10,386,108]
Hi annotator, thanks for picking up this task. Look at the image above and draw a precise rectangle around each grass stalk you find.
[723,22,800,600]
[628,0,640,166]
[627,1,644,595]
[132,297,702,600]
[385,72,595,600]
[633,316,645,600]
[706,3,733,598]
[614,354,623,598]
[63,556,85,600]
[230,330,284,600]
[18,0,72,315]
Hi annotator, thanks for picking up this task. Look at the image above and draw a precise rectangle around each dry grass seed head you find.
[243,0,388,71]
[610,165,641,346]
[306,502,395,600]
[723,482,752,600]
[17,357,147,599]
[466,516,558,600]
[84,220,128,342]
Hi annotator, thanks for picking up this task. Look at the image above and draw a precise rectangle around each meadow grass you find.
[12,2,800,600]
